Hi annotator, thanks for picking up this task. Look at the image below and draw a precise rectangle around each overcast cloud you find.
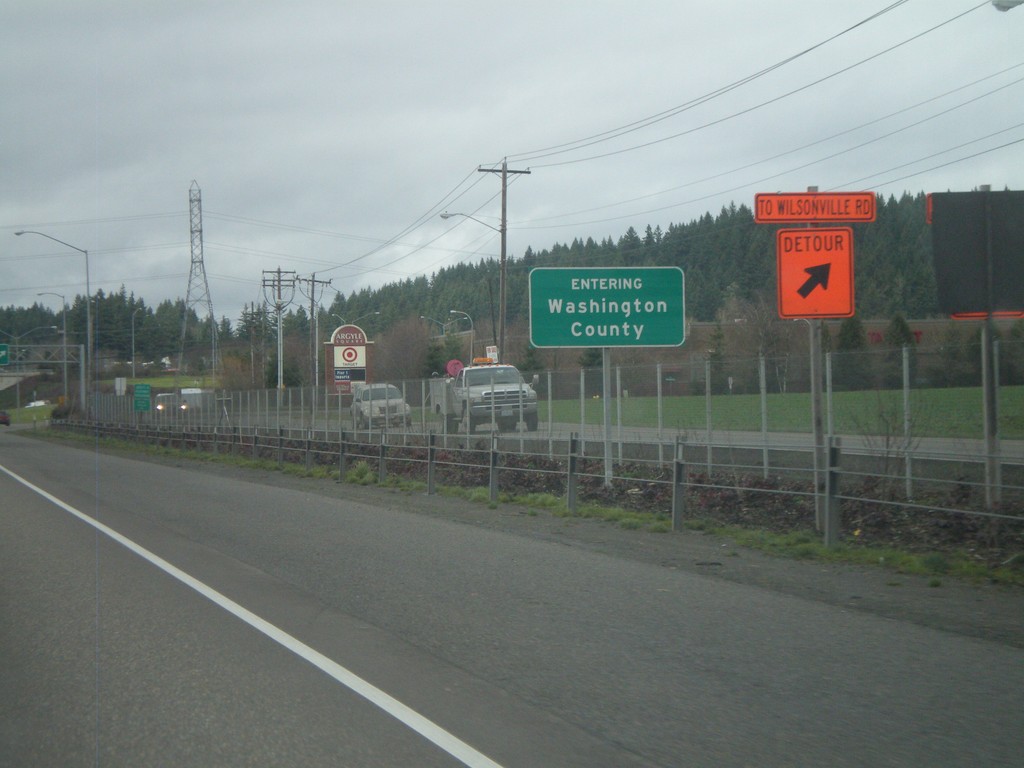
[3,0,1023,324]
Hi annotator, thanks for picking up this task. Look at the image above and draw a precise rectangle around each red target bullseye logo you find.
[340,346,360,364]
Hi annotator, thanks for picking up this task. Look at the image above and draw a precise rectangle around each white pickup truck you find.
[429,360,539,433]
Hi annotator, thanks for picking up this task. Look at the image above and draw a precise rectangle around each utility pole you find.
[478,158,530,362]
[297,274,332,422]
[262,268,296,390]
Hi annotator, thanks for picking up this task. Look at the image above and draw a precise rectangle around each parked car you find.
[0,410,10,426]
[351,383,411,429]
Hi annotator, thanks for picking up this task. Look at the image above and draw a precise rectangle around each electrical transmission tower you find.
[177,180,218,382]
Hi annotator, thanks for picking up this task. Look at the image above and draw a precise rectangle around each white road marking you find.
[1,463,505,768]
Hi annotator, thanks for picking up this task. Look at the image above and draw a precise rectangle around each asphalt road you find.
[2,428,1022,767]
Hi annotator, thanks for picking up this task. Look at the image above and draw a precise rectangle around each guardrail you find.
[49,419,1024,562]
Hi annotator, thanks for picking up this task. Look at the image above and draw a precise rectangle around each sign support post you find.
[757,187,872,541]
[981,188,1002,507]
[810,317,825,532]
[602,348,612,487]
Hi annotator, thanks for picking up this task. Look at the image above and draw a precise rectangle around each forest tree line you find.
[4,191,1021,390]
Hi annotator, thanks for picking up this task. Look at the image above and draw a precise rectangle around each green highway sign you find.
[133,383,151,412]
[0,343,8,366]
[529,267,685,348]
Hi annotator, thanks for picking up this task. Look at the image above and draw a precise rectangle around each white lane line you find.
[1,463,505,768]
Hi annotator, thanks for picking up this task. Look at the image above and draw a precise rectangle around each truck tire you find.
[525,413,538,431]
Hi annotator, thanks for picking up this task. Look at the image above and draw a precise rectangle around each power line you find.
[524,2,989,170]
[516,62,1024,227]
[834,128,1024,190]
[507,1,913,164]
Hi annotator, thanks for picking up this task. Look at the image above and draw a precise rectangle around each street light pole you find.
[15,231,91,407]
[333,311,380,330]
[449,309,474,360]
[419,315,448,337]
[37,292,68,403]
[131,307,143,380]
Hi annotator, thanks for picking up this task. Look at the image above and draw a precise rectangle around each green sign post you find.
[529,267,685,348]
[133,383,151,412]
[0,343,8,366]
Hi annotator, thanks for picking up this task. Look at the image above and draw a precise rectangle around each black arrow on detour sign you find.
[797,263,831,298]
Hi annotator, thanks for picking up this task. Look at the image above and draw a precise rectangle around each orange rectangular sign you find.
[756,192,875,223]
[776,228,854,319]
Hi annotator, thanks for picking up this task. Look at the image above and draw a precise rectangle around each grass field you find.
[542,385,1024,440]
[6,382,1021,440]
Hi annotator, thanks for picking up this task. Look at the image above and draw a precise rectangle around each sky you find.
[3,0,1023,327]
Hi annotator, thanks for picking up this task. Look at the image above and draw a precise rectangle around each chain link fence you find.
[73,340,1024,556]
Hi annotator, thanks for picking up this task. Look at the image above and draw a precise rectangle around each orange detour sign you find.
[776,228,855,318]
[755,192,875,223]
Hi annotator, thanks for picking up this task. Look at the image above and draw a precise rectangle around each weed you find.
[344,461,375,485]
[921,553,951,575]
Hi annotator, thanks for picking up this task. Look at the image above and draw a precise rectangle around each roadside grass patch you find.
[344,460,375,485]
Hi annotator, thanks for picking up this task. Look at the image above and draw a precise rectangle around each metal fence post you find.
[338,431,347,483]
[903,344,913,501]
[277,427,283,467]
[305,429,312,472]
[378,430,387,484]
[671,438,687,532]
[657,362,664,467]
[759,354,769,480]
[489,435,499,504]
[426,431,437,495]
[705,357,713,474]
[824,437,842,548]
[567,433,579,514]
[579,368,586,453]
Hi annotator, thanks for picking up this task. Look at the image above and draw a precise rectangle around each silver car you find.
[351,383,411,429]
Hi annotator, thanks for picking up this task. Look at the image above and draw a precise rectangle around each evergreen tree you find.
[578,348,602,369]
[833,316,871,391]
[884,313,917,388]
[927,322,978,388]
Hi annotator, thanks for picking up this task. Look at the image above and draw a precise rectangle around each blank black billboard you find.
[929,190,1024,315]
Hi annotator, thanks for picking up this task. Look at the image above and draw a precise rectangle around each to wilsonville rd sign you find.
[755,192,876,223]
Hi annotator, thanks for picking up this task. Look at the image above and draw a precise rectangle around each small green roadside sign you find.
[0,343,8,366]
[529,267,685,348]
[133,383,151,412]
